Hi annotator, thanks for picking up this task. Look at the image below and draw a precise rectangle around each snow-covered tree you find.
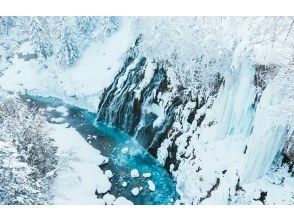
[0,92,58,178]
[0,141,45,205]
[55,18,81,68]
[76,16,99,37]
[27,17,53,58]
[0,16,120,68]
[0,91,57,204]
[0,16,14,37]
[131,17,294,93]
[91,16,119,41]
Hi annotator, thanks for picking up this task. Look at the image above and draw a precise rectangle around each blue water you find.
[92,121,179,204]
[22,94,179,205]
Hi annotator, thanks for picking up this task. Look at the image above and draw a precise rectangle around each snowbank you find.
[0,17,133,112]
[113,197,134,205]
[50,123,111,204]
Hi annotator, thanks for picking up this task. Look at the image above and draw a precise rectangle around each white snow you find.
[243,72,294,183]
[121,147,129,154]
[46,107,54,112]
[103,193,116,205]
[17,42,35,55]
[142,173,151,178]
[61,18,133,101]
[134,62,156,99]
[147,180,156,192]
[113,197,134,205]
[149,61,294,204]
[130,169,139,178]
[56,106,69,116]
[50,117,64,123]
[1,17,293,205]
[49,123,111,204]
[96,199,106,205]
[131,187,140,196]
[104,170,113,178]
[0,17,133,112]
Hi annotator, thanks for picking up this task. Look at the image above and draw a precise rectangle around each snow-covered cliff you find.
[1,16,293,205]
[95,17,294,204]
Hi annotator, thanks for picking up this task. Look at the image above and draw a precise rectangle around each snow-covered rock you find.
[50,117,64,123]
[131,187,140,196]
[130,169,139,178]
[104,170,113,178]
[56,106,69,116]
[46,107,54,112]
[113,197,134,205]
[147,180,156,192]
[103,193,116,205]
[121,147,129,154]
[97,155,109,166]
[142,173,151,178]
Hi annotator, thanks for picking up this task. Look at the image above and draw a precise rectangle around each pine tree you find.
[27,17,53,58]
[76,16,99,37]
[91,16,119,41]
[0,16,14,37]
[56,21,81,68]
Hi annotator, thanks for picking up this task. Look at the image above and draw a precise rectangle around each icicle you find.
[243,124,289,183]
[214,62,256,138]
[242,71,294,183]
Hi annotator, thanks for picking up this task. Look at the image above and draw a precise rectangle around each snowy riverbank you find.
[49,109,134,204]
[0,17,134,112]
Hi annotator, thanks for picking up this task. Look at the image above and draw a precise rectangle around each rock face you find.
[96,49,212,167]
[285,132,294,162]
[17,52,38,61]
[96,50,186,159]
[96,39,223,172]
[95,39,294,204]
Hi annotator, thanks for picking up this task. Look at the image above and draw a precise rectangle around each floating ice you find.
[122,182,128,187]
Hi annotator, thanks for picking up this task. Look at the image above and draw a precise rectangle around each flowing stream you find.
[22,94,179,205]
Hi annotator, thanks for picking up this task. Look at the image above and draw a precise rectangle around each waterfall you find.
[213,62,256,138]
[96,51,182,158]
[96,46,293,187]
[242,71,294,183]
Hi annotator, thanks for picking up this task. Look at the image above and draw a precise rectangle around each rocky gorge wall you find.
[95,43,294,204]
